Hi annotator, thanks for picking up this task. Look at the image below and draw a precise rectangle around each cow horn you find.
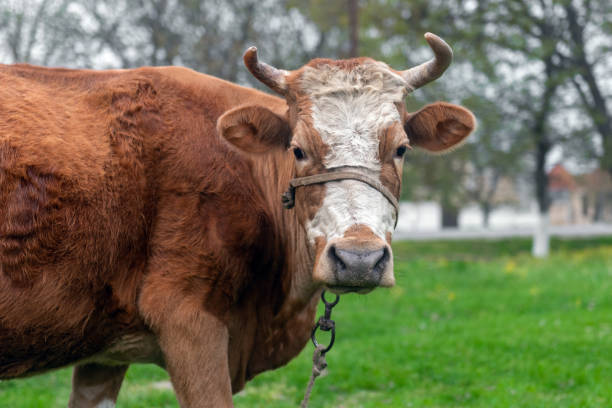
[243,47,289,96]
[401,33,453,90]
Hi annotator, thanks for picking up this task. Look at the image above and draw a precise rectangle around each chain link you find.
[301,290,340,407]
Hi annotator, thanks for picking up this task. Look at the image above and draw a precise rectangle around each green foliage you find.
[331,0,612,212]
[0,0,89,66]
[328,0,535,211]
[3,237,612,407]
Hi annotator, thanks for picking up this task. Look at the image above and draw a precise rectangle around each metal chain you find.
[300,290,340,408]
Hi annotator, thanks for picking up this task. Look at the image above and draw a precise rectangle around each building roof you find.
[548,164,577,192]
[578,168,612,193]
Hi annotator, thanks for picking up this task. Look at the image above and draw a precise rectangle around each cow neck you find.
[240,148,322,381]
[249,148,320,314]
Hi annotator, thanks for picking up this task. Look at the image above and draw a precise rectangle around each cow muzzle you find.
[315,237,395,294]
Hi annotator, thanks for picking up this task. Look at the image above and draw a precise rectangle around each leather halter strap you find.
[281,168,400,225]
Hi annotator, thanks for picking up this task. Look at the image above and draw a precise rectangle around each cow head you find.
[218,33,475,294]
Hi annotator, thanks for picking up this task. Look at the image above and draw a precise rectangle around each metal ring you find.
[311,322,336,353]
[321,290,340,307]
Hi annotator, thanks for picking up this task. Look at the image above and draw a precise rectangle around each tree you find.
[469,0,578,256]
[352,1,535,229]
[554,0,612,176]
[462,90,527,227]
[347,0,358,57]
[529,56,562,257]
[289,0,363,60]
[0,0,89,66]
[81,0,323,86]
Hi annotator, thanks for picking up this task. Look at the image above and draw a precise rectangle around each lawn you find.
[2,237,612,407]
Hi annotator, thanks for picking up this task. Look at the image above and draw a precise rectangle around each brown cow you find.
[0,33,474,407]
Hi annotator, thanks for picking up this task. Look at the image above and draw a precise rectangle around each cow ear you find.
[217,105,291,153]
[404,102,476,153]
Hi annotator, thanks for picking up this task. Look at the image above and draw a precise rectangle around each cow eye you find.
[293,147,306,160]
[395,145,407,158]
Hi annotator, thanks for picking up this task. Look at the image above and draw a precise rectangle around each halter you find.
[281,166,400,227]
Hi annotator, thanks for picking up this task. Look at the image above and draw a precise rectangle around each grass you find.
[2,237,612,407]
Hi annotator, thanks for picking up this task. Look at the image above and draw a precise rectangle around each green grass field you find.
[2,237,612,407]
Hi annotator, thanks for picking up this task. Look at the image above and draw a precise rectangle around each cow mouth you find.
[325,285,375,295]
[312,234,396,294]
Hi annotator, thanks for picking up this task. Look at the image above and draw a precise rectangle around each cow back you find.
[0,66,159,376]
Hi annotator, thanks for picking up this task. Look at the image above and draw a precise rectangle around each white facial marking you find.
[301,62,406,242]
[308,180,396,242]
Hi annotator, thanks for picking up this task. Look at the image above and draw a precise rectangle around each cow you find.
[0,33,475,407]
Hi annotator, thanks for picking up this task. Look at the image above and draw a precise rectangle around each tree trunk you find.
[594,193,603,222]
[532,138,551,257]
[531,56,557,258]
[564,3,612,177]
[441,204,459,228]
[482,202,491,228]
[533,210,550,258]
[348,0,358,58]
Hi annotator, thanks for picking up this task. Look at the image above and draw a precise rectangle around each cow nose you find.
[328,245,389,287]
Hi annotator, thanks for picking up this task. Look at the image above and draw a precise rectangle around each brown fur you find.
[0,58,474,407]
[0,64,317,402]
[405,102,476,152]
[378,122,409,197]
[69,364,128,407]
[304,57,377,71]
[217,105,291,153]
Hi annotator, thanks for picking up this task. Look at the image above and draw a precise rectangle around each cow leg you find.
[68,363,128,408]
[156,309,233,408]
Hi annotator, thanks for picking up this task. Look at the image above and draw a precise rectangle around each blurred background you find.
[0,0,611,257]
[2,2,612,407]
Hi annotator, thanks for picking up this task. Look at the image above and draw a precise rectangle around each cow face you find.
[286,62,408,293]
[218,34,475,294]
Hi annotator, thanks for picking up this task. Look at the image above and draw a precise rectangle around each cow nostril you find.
[373,247,389,274]
[330,246,387,276]
[326,244,391,288]
[328,245,346,270]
